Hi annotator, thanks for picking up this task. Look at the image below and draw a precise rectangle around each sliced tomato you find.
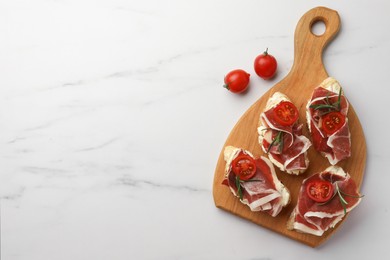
[306,180,334,203]
[321,111,345,135]
[273,101,299,126]
[231,154,256,180]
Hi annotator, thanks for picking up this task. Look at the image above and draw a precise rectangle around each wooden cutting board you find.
[213,6,366,247]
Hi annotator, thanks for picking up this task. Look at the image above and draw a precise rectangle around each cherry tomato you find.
[231,154,256,180]
[273,101,299,126]
[306,180,334,203]
[223,69,250,93]
[254,48,277,80]
[321,111,346,135]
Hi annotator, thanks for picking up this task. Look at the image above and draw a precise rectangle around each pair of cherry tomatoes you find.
[223,48,277,93]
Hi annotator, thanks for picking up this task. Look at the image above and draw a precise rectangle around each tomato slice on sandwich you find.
[321,111,345,135]
[273,101,299,126]
[232,154,256,180]
[306,180,334,203]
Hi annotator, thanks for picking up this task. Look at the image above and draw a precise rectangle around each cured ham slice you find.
[306,77,351,165]
[223,146,290,217]
[287,166,362,236]
[258,92,312,175]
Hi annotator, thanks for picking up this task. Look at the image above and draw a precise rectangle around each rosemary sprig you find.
[325,92,330,105]
[330,87,342,111]
[235,176,264,200]
[267,131,284,154]
[236,176,242,200]
[335,182,364,215]
[336,183,348,215]
[316,182,364,215]
[309,87,343,114]
[243,179,265,183]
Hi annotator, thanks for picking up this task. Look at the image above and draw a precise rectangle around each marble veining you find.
[116,175,210,193]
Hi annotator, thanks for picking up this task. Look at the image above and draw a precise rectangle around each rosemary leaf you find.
[266,134,278,153]
[336,183,348,205]
[339,190,365,199]
[236,176,243,200]
[341,198,347,215]
[337,87,342,110]
[267,131,283,154]
[325,93,330,105]
[335,183,348,215]
[235,177,264,201]
[240,179,264,183]
[310,88,343,112]
[334,182,364,215]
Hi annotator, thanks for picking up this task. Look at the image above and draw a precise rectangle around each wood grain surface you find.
[212,6,367,247]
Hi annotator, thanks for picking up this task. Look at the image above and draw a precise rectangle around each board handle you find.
[290,7,341,79]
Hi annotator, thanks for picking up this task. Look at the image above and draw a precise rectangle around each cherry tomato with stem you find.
[254,48,277,80]
[223,69,250,93]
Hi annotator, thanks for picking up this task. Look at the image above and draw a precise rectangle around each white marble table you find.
[1,0,388,259]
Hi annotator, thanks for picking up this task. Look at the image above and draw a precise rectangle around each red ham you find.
[258,92,312,175]
[306,77,351,165]
[287,166,362,236]
[223,146,290,217]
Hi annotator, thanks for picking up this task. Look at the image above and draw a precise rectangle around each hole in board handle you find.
[311,19,326,36]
